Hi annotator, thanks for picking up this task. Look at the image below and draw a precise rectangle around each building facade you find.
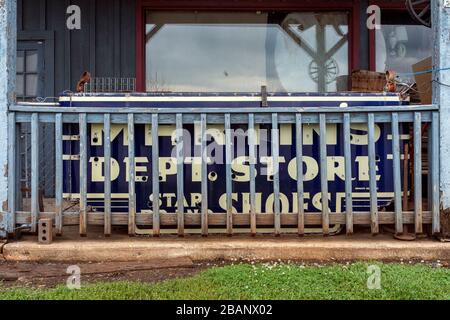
[1,0,450,238]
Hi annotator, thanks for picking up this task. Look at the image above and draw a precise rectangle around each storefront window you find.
[376,11,432,81]
[145,11,349,93]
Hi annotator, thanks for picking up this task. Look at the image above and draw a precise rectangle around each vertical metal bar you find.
[79,113,87,236]
[248,114,257,236]
[201,114,208,236]
[104,114,112,236]
[343,113,353,235]
[31,113,39,233]
[414,112,423,234]
[225,113,233,236]
[296,114,304,236]
[392,113,403,234]
[7,113,16,233]
[272,113,281,236]
[176,114,185,236]
[431,112,440,234]
[320,114,329,235]
[55,113,63,235]
[368,113,379,234]
[151,114,160,236]
[128,113,136,236]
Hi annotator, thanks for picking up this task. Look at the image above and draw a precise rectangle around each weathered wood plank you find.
[7,113,16,233]
[15,211,435,227]
[248,113,257,236]
[11,104,438,114]
[392,113,403,234]
[13,110,437,125]
[319,114,329,235]
[343,113,353,235]
[201,113,208,236]
[31,113,40,233]
[55,113,63,235]
[176,113,185,236]
[128,113,136,235]
[79,113,88,236]
[431,112,440,234]
[414,112,423,234]
[368,113,379,234]
[296,113,305,236]
[104,114,112,236]
[272,113,281,236]
[151,113,160,236]
[225,113,233,236]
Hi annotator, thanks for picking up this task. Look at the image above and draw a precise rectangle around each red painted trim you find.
[369,28,376,71]
[140,0,355,10]
[136,0,364,92]
[367,1,426,71]
[369,0,409,9]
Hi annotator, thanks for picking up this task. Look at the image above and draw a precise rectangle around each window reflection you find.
[376,12,432,82]
[145,11,349,93]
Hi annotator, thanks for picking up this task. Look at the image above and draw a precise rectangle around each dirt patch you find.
[0,258,206,289]
[1,258,448,289]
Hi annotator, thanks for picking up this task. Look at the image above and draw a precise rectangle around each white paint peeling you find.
[433,0,450,209]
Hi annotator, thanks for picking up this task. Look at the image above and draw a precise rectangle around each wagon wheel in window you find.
[308,58,340,85]
[406,0,431,28]
[279,14,348,91]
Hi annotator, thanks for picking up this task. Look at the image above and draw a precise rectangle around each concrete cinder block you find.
[38,218,53,244]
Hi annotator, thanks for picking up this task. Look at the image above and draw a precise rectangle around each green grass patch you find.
[1,262,449,300]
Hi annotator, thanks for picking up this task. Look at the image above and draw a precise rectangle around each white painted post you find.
[0,0,16,236]
[434,1,449,198]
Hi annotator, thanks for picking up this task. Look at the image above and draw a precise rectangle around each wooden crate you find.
[351,70,386,92]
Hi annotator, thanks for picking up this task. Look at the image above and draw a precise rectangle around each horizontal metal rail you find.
[6,104,440,238]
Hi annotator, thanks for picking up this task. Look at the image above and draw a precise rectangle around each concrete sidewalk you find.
[1,229,449,262]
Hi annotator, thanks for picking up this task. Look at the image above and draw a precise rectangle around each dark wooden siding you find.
[18,0,136,96]
[17,0,136,197]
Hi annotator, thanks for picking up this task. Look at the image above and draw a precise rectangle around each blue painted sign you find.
[61,93,407,216]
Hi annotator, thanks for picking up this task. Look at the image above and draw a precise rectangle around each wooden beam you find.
[15,211,434,228]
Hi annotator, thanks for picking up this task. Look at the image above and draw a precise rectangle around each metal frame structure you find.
[5,103,440,237]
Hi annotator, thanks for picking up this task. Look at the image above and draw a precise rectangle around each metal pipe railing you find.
[6,103,441,237]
